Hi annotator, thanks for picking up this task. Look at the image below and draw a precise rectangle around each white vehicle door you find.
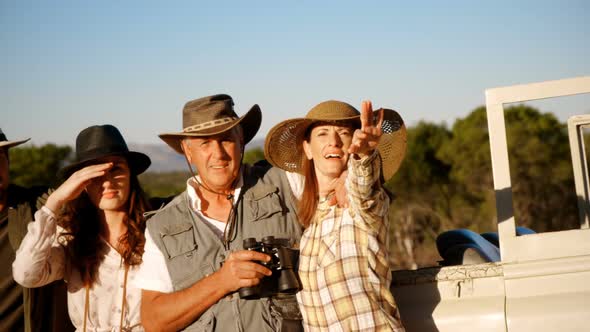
[485,76,590,332]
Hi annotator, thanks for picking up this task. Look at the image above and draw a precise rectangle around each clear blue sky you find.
[1,0,589,146]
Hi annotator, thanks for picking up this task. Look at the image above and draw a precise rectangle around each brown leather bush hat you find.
[60,124,151,178]
[264,100,407,181]
[0,128,30,149]
[159,94,262,154]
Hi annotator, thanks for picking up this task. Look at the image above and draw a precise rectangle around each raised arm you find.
[13,162,114,287]
[346,101,390,226]
[346,151,389,226]
[348,100,383,159]
[330,101,385,209]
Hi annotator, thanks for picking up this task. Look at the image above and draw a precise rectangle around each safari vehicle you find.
[390,76,590,332]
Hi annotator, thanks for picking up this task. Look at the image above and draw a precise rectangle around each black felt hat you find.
[60,125,151,178]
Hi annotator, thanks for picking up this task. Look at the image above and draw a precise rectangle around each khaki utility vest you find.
[146,165,303,331]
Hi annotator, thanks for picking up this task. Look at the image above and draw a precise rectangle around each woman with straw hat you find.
[13,124,152,331]
[265,100,407,331]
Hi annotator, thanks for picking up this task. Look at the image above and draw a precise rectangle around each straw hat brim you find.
[159,104,262,154]
[0,138,30,149]
[264,109,407,181]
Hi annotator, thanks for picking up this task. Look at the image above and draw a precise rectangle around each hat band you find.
[183,117,237,133]
[76,145,130,163]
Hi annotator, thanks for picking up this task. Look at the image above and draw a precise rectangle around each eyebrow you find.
[315,126,351,132]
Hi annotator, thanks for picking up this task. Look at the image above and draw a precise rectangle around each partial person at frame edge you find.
[0,128,74,332]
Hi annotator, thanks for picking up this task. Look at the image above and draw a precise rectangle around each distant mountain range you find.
[129,138,264,172]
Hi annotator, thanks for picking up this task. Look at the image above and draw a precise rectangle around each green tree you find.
[438,106,496,232]
[503,105,576,232]
[387,105,578,269]
[386,122,453,268]
[243,147,265,165]
[9,144,72,188]
[139,171,190,199]
[439,105,577,233]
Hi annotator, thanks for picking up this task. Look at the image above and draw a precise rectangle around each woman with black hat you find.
[12,124,152,331]
[265,100,407,331]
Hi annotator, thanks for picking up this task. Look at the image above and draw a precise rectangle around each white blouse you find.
[12,206,143,332]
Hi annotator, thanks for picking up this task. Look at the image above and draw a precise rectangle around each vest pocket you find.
[264,295,303,332]
[160,224,197,259]
[244,185,284,221]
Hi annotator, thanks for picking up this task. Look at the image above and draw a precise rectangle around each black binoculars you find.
[238,236,301,300]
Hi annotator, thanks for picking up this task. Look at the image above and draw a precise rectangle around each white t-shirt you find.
[134,171,302,293]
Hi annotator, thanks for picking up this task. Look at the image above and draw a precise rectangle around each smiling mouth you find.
[324,153,343,159]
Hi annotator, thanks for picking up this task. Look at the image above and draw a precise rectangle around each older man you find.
[0,129,73,332]
[136,94,304,331]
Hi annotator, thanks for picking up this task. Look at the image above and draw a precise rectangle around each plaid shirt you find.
[297,151,405,331]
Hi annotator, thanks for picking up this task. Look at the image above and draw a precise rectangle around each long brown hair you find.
[298,155,318,228]
[57,174,150,287]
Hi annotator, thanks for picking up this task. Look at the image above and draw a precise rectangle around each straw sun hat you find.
[264,100,407,181]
